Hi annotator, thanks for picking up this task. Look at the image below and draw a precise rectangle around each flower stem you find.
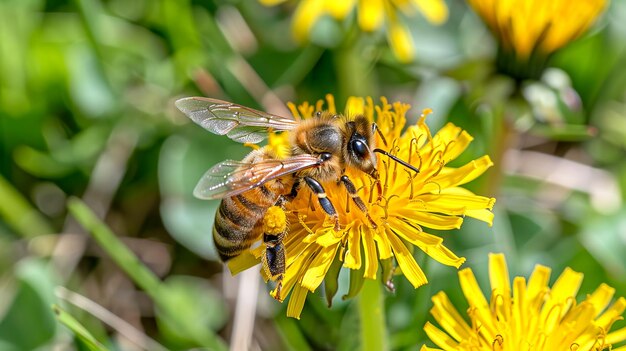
[334,29,376,101]
[359,279,388,351]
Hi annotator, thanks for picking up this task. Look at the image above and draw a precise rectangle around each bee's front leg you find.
[303,176,340,231]
[339,175,377,229]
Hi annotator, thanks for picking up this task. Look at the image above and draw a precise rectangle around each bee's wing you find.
[175,97,298,144]
[193,154,321,200]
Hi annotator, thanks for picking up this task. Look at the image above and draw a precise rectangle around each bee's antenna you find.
[373,149,420,173]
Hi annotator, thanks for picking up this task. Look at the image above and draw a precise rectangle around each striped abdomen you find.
[213,182,283,261]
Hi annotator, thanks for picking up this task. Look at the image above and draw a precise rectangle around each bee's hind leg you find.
[262,205,288,301]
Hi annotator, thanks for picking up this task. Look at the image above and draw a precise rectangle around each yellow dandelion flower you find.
[229,95,495,319]
[259,0,448,62]
[422,253,626,351]
[468,0,609,60]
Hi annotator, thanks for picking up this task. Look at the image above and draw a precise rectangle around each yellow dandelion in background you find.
[230,95,495,319]
[422,253,626,351]
[468,0,609,60]
[259,0,449,62]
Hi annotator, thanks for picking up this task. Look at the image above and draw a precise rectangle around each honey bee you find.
[175,97,418,298]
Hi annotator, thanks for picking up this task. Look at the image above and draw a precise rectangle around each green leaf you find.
[323,250,342,307]
[53,305,107,351]
[0,259,57,350]
[530,123,595,141]
[580,210,626,279]
[380,258,396,293]
[156,275,227,344]
[13,146,74,178]
[158,134,244,259]
[342,265,365,301]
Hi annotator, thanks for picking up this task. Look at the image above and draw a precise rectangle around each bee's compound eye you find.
[351,140,368,158]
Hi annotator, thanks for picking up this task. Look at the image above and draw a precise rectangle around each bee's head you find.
[345,115,420,179]
[345,116,378,178]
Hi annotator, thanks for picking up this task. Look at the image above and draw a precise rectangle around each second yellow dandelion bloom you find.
[259,0,449,62]
[422,253,626,350]
[230,95,495,318]
[468,0,609,60]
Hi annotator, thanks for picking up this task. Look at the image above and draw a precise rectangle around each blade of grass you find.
[67,197,162,295]
[0,174,54,238]
[53,304,108,351]
[67,197,227,350]
[56,286,168,351]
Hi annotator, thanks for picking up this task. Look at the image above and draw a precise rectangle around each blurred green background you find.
[1,0,625,350]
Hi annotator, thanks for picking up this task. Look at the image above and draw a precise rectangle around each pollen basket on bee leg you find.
[263,206,288,235]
